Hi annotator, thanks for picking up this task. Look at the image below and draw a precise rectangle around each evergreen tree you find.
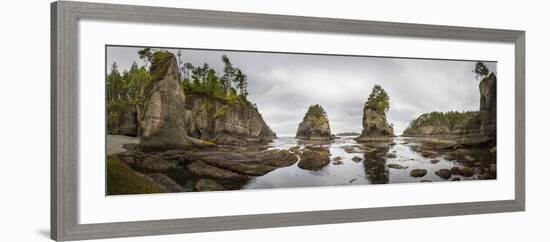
[473,62,490,81]
[365,85,390,114]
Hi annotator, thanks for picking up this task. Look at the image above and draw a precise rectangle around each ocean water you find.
[243,136,480,190]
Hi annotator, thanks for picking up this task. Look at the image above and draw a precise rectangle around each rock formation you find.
[295,104,332,140]
[356,85,394,142]
[402,73,497,146]
[139,51,211,150]
[107,104,139,136]
[183,95,276,145]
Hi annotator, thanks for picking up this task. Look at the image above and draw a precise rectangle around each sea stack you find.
[356,85,394,142]
[139,51,209,150]
[295,104,332,140]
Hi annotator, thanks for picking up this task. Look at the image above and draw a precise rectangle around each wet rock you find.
[454,149,471,160]
[430,159,440,164]
[289,146,301,153]
[451,177,461,181]
[410,169,427,178]
[147,173,184,192]
[194,179,225,192]
[450,167,461,175]
[420,180,432,183]
[460,167,475,177]
[352,156,363,162]
[334,156,343,161]
[332,160,344,165]
[385,153,397,158]
[106,158,162,195]
[421,150,438,158]
[490,146,497,154]
[201,158,278,176]
[187,160,249,181]
[136,156,171,172]
[435,169,451,179]
[387,163,407,169]
[298,149,330,171]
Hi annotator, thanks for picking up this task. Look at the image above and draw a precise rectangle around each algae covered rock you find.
[106,159,162,195]
[297,148,331,171]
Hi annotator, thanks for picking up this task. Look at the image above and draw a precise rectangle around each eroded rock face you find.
[107,104,139,137]
[478,73,497,139]
[139,52,194,150]
[362,109,394,136]
[184,95,276,145]
[296,105,332,140]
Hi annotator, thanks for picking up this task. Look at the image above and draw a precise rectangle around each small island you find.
[295,104,333,141]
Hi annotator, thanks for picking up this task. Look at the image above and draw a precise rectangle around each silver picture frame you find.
[51,1,525,241]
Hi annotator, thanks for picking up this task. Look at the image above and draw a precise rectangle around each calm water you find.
[243,136,475,190]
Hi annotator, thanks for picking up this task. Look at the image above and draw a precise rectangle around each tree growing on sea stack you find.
[295,104,333,140]
[356,85,394,141]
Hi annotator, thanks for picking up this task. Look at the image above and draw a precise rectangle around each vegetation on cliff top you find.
[305,104,327,118]
[107,48,254,111]
[365,85,390,114]
[405,111,478,131]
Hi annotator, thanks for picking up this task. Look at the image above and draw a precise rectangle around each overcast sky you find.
[107,46,496,136]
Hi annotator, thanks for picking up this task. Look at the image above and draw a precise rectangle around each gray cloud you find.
[107,46,496,136]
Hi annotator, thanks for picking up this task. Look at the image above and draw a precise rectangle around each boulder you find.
[460,167,475,177]
[147,173,184,192]
[352,156,363,162]
[387,163,407,169]
[194,179,225,192]
[435,169,452,179]
[187,160,249,181]
[134,156,171,172]
[106,159,162,195]
[410,169,427,178]
[298,149,330,171]
[450,166,461,175]
[296,105,332,140]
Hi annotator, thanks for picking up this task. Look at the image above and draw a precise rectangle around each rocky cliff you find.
[139,51,208,150]
[107,103,140,136]
[296,104,332,140]
[183,94,276,145]
[402,73,497,145]
[125,51,276,148]
[356,85,394,142]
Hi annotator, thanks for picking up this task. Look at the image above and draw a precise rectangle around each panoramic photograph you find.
[105,46,497,195]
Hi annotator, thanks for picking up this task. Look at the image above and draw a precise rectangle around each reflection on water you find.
[244,136,490,190]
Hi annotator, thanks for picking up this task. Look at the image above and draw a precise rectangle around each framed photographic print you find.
[51,1,525,241]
